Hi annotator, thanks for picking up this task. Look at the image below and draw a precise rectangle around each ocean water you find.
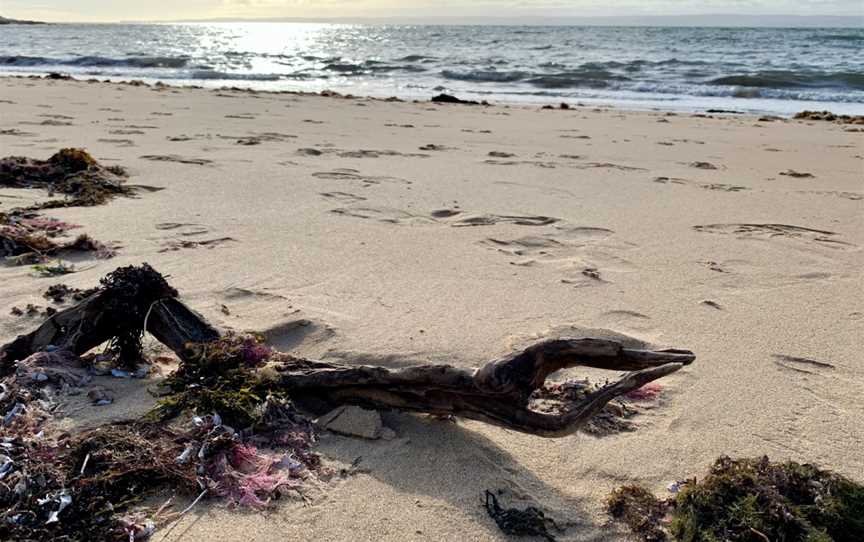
[1,23,862,115]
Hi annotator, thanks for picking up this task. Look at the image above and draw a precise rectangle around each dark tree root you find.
[1,265,695,437]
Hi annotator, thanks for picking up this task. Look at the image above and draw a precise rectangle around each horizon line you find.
[7,13,864,27]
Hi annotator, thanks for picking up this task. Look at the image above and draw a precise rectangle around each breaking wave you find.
[0,55,190,68]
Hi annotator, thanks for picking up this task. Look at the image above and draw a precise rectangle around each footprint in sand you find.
[688,161,720,170]
[796,190,862,201]
[21,119,73,126]
[262,319,336,352]
[484,158,559,168]
[595,310,655,332]
[0,129,36,137]
[581,162,647,171]
[693,223,855,249]
[328,205,560,228]
[155,223,210,236]
[698,258,839,290]
[336,149,430,159]
[448,213,559,227]
[772,354,835,376]
[320,191,368,203]
[159,237,236,252]
[779,169,815,178]
[482,225,634,286]
[329,206,436,225]
[140,154,213,166]
[418,144,452,151]
[98,138,136,147]
[653,176,749,192]
[312,169,411,186]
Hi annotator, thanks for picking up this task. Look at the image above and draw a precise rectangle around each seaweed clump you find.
[607,456,864,542]
[153,333,279,428]
[793,111,864,125]
[0,148,132,208]
[1,333,324,541]
[0,148,128,264]
[43,283,99,304]
[607,485,668,541]
[98,264,178,367]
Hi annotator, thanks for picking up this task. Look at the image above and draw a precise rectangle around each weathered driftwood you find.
[1,266,695,437]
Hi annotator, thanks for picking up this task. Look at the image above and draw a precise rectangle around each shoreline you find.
[3,72,864,118]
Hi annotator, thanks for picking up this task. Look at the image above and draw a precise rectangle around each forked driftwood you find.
[1,266,695,437]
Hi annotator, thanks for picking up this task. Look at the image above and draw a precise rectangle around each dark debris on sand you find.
[608,456,864,542]
[0,148,132,208]
[484,489,561,541]
[0,326,326,541]
[794,110,864,125]
[0,149,129,266]
[431,93,488,105]
[529,379,647,436]
[42,283,99,304]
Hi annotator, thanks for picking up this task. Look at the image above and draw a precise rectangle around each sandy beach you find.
[1,76,862,541]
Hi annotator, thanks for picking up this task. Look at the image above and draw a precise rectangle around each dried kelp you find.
[43,284,100,304]
[608,456,864,542]
[0,148,132,208]
[98,264,178,367]
[0,149,129,264]
[793,110,864,125]
[484,490,560,541]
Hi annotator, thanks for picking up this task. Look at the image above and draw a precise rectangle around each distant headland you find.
[0,15,47,25]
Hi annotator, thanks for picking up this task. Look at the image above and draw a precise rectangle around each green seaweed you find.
[607,485,668,541]
[608,456,864,542]
[31,260,75,277]
[149,333,282,428]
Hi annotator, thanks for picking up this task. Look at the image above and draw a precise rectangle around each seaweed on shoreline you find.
[0,332,325,541]
[0,148,132,208]
[793,110,864,125]
[0,149,126,265]
[608,456,864,542]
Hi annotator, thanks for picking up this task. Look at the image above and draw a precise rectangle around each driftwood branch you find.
[1,266,695,437]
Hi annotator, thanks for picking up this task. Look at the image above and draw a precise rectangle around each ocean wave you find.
[397,54,436,62]
[0,54,190,68]
[708,71,864,90]
[527,71,631,89]
[441,69,528,83]
[813,33,864,43]
[0,55,47,66]
[187,70,281,81]
[324,61,426,75]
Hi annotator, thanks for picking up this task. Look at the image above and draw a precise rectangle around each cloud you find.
[3,0,862,22]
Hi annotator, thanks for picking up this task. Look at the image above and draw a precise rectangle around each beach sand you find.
[1,76,862,541]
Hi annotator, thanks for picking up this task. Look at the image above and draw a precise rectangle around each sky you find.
[2,0,862,23]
